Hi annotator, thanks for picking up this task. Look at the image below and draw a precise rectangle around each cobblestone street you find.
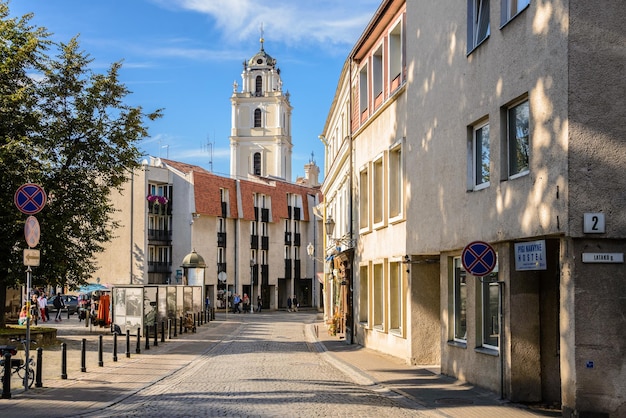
[83,312,427,417]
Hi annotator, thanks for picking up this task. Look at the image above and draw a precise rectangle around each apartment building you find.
[321,0,626,416]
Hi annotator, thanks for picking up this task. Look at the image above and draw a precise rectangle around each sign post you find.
[14,183,46,391]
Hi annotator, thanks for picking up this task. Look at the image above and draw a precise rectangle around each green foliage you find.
[0,1,162,325]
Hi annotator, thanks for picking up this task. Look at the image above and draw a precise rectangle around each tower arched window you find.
[253,152,262,175]
[255,75,263,96]
[254,108,262,127]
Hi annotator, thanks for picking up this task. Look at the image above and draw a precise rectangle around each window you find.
[359,66,369,120]
[359,167,369,230]
[389,144,403,219]
[472,121,490,190]
[389,262,402,333]
[255,75,263,96]
[373,157,383,225]
[389,19,404,92]
[501,0,530,25]
[359,265,369,323]
[481,267,500,349]
[453,257,467,342]
[254,108,262,127]
[373,263,383,329]
[507,99,530,178]
[372,45,383,109]
[467,0,490,53]
[253,152,262,175]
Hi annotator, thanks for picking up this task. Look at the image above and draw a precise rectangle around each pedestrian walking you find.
[232,294,241,313]
[38,293,48,322]
[287,296,292,312]
[242,293,250,313]
[54,293,65,322]
[292,295,299,312]
[257,295,262,312]
[30,293,39,325]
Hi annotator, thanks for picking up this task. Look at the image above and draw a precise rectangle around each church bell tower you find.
[230,36,293,180]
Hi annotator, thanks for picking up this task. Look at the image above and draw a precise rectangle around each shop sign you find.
[514,240,547,271]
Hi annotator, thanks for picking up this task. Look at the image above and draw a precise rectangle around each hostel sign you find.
[514,240,547,271]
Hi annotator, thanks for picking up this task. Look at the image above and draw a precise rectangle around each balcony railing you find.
[217,232,227,247]
[284,259,292,279]
[284,232,291,246]
[148,229,172,242]
[250,234,259,249]
[148,261,172,273]
[261,208,269,223]
[261,236,269,250]
[293,233,301,247]
[293,207,301,220]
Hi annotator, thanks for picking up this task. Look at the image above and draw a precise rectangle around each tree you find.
[0,2,161,327]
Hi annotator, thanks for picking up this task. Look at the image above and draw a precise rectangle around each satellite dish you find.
[218,271,227,283]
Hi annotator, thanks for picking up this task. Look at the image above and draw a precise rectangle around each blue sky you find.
[8,0,381,181]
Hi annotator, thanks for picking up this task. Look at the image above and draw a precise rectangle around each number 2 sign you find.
[584,213,605,234]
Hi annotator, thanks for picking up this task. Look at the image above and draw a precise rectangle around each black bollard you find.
[61,342,68,379]
[199,311,203,326]
[144,325,150,350]
[153,324,158,347]
[2,352,11,399]
[193,313,197,333]
[98,335,104,367]
[136,328,141,354]
[35,347,43,388]
[180,316,184,334]
[173,317,177,337]
[161,321,165,343]
[81,338,87,372]
[125,330,131,358]
[113,333,118,362]
[168,319,172,339]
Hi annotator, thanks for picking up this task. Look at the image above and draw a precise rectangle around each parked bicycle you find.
[0,338,36,388]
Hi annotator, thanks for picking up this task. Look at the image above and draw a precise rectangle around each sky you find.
[8,0,381,181]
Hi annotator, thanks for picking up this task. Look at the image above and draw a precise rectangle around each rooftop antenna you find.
[310,151,315,164]
[202,134,214,172]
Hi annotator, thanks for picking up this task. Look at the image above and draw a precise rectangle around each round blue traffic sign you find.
[14,183,47,215]
[462,241,497,276]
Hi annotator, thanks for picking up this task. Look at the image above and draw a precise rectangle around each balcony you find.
[221,201,227,218]
[293,233,301,247]
[148,229,172,242]
[284,232,292,246]
[261,208,269,223]
[294,259,301,279]
[148,261,172,274]
[261,236,269,251]
[217,232,227,247]
[293,207,301,221]
[250,234,259,249]
[284,259,292,279]
[287,205,292,219]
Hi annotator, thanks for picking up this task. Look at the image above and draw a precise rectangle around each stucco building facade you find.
[320,1,626,416]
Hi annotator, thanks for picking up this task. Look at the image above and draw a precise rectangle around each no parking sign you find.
[461,241,497,276]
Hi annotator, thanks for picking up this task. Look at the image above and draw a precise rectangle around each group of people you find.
[230,293,263,313]
[287,295,299,312]
[18,290,65,325]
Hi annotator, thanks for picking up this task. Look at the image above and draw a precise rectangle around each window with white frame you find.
[507,98,530,178]
[373,263,383,329]
[501,0,530,25]
[254,108,262,127]
[359,65,369,119]
[467,0,490,53]
[452,257,467,342]
[389,261,402,333]
[481,265,500,349]
[359,265,369,323]
[373,157,384,225]
[389,144,403,219]
[359,167,369,230]
[472,120,490,190]
[389,18,404,92]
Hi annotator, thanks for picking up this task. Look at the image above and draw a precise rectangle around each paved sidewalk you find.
[0,312,561,417]
[311,323,561,418]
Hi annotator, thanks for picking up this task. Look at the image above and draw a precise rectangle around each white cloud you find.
[150,0,379,47]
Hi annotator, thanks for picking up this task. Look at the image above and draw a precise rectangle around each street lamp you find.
[325,216,335,240]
